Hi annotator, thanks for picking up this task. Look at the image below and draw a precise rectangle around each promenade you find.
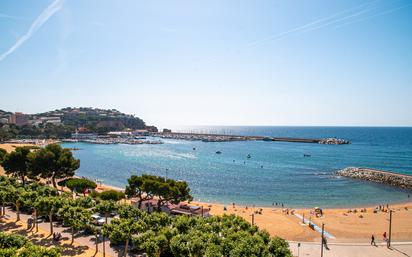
[2,207,412,257]
[289,241,412,257]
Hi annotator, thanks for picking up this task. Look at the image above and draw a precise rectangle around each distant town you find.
[0,107,159,142]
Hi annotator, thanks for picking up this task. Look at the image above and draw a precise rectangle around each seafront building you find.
[8,112,29,126]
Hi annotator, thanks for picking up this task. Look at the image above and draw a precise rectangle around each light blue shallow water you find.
[62,127,412,208]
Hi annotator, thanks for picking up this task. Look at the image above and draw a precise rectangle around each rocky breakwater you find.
[318,138,350,145]
[336,167,412,189]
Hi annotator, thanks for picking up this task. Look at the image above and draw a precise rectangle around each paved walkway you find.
[289,241,412,257]
[2,207,412,257]
[0,208,123,257]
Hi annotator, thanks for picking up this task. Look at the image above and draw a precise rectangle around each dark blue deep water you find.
[62,127,412,208]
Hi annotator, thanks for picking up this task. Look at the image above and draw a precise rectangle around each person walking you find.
[322,236,330,250]
[371,235,376,246]
[383,232,387,242]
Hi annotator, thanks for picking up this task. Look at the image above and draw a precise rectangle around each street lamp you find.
[321,223,325,257]
[388,210,393,248]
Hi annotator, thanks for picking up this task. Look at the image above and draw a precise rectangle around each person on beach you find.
[371,235,376,246]
[27,217,33,230]
[322,236,330,250]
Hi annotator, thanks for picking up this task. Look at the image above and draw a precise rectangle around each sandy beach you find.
[97,180,412,243]
[1,143,412,243]
[191,201,412,242]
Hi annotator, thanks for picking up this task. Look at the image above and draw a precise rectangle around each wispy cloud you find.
[0,13,27,20]
[0,0,64,62]
[247,0,380,47]
[200,0,410,66]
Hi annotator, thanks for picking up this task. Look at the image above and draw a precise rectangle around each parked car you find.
[91,214,105,226]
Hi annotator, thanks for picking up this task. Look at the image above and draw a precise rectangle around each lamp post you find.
[165,168,169,180]
[388,210,393,248]
[321,223,325,257]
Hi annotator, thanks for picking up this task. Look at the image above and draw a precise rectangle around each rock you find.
[336,167,412,189]
[319,138,350,145]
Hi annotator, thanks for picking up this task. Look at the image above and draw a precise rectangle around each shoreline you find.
[1,142,410,210]
[2,143,412,242]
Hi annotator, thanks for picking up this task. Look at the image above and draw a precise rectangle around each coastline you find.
[2,143,412,242]
[95,180,412,242]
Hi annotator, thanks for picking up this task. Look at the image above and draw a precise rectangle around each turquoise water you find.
[62,127,412,208]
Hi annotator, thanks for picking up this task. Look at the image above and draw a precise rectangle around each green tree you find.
[34,196,64,235]
[63,178,97,195]
[125,174,193,211]
[154,179,193,211]
[2,147,32,186]
[125,174,155,209]
[29,144,80,188]
[98,190,125,201]
[268,237,293,257]
[103,218,143,257]
[95,200,118,257]
[8,187,29,222]
[0,185,11,217]
[95,200,118,224]
[58,205,91,244]
[0,148,6,162]
[18,244,61,257]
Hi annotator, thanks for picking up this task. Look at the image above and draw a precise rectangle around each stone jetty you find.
[336,167,412,189]
[154,132,350,145]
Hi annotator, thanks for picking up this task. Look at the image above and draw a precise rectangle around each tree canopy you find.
[28,144,80,188]
[126,174,193,210]
[2,147,32,185]
[0,174,292,257]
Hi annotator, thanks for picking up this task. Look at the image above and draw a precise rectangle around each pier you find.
[337,167,412,189]
[153,132,350,144]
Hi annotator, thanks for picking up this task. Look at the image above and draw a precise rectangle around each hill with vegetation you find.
[0,107,157,141]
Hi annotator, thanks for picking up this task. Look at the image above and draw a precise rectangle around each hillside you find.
[0,107,157,140]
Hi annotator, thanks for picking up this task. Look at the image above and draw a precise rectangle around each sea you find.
[62,126,412,208]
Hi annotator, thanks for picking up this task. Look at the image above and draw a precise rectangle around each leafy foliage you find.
[0,232,60,257]
[62,178,97,193]
[2,147,32,185]
[28,144,80,187]
[97,190,125,201]
[0,174,292,257]
[126,174,193,210]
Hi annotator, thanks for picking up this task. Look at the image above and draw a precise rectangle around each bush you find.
[0,232,61,257]
[98,190,125,201]
[18,245,61,257]
[268,237,293,257]
[0,232,28,249]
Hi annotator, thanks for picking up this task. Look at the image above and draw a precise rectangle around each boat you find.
[216,151,222,154]
[303,154,311,157]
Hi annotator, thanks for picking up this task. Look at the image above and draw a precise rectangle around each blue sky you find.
[0,0,411,127]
